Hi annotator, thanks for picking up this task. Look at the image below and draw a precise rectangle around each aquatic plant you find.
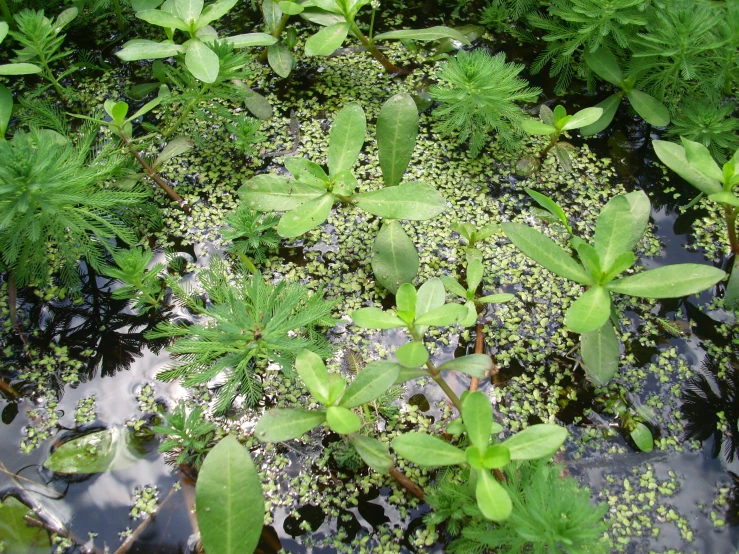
[665,97,739,163]
[503,189,726,384]
[221,205,280,264]
[153,401,217,470]
[0,21,42,77]
[102,247,167,315]
[225,113,267,158]
[146,257,337,414]
[239,93,448,293]
[429,50,541,157]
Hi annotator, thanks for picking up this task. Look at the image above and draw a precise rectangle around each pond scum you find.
[0,0,738,553]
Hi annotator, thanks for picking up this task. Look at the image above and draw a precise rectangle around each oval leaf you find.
[582,48,624,87]
[630,423,654,452]
[564,286,611,334]
[414,303,468,326]
[437,353,492,378]
[374,26,471,44]
[277,193,334,237]
[580,93,622,136]
[501,424,567,460]
[351,307,406,329]
[561,107,603,131]
[653,140,722,195]
[116,40,186,61]
[267,41,294,78]
[377,92,419,186]
[606,264,726,298]
[395,341,429,368]
[284,157,329,187]
[0,63,43,75]
[326,405,361,434]
[349,434,393,474]
[238,174,324,211]
[340,361,401,408]
[185,39,219,83]
[137,8,189,30]
[462,391,493,448]
[295,349,331,404]
[476,469,512,521]
[328,101,366,177]
[305,21,350,56]
[225,33,278,48]
[371,220,419,294]
[354,181,447,220]
[254,408,326,442]
[626,89,670,127]
[521,119,557,135]
[581,322,620,386]
[392,432,466,467]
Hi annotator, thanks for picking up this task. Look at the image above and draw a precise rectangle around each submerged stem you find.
[162,84,209,139]
[389,467,425,500]
[725,205,739,254]
[410,329,463,411]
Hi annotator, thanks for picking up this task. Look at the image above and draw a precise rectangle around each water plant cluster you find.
[0,0,737,552]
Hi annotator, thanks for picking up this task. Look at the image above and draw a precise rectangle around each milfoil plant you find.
[502,189,725,385]
[239,93,448,293]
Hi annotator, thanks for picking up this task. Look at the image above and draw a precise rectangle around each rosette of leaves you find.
[222,206,280,264]
[665,98,739,163]
[153,401,216,469]
[254,349,399,474]
[429,50,542,157]
[393,391,568,521]
[102,247,167,315]
[239,93,448,293]
[520,104,602,172]
[145,257,337,414]
[502,189,726,385]
[581,47,670,135]
[653,139,739,308]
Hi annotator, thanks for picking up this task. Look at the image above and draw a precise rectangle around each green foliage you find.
[0,126,148,293]
[429,50,542,157]
[0,20,41,76]
[222,205,280,263]
[102,247,166,314]
[152,401,216,470]
[146,257,336,414]
[225,113,267,158]
[665,98,739,163]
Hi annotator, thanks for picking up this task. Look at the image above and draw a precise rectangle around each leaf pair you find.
[393,391,567,521]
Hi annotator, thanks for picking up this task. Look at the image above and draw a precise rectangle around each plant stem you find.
[348,21,410,75]
[39,57,68,105]
[539,133,560,159]
[410,329,462,411]
[112,0,125,31]
[162,84,210,139]
[258,14,290,62]
[0,0,12,27]
[468,322,484,392]
[725,205,739,254]
[389,467,425,500]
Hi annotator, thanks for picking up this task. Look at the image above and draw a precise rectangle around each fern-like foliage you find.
[430,50,541,157]
[527,0,649,94]
[665,97,739,164]
[102,247,167,314]
[481,0,538,33]
[152,401,216,470]
[0,126,148,293]
[146,257,337,414]
[222,205,280,263]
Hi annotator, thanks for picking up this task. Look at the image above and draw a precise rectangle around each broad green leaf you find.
[466,445,485,469]
[564,286,611,333]
[238,174,324,210]
[133,0,165,9]
[626,89,669,127]
[580,93,621,136]
[243,87,273,120]
[225,33,278,48]
[606,264,725,298]
[54,7,79,31]
[551,142,573,172]
[277,193,335,237]
[136,8,189,30]
[438,354,492,378]
[652,140,722,195]
[0,85,12,139]
[392,433,466,467]
[326,406,361,434]
[682,137,724,182]
[467,258,483,292]
[525,188,569,230]
[394,366,428,384]
[561,107,603,131]
[129,95,163,122]
[348,434,393,474]
[111,101,129,124]
[630,422,654,452]
[396,282,417,314]
[267,42,293,78]
[295,349,330,404]
[395,342,429,367]
[278,0,304,14]
[581,322,619,386]
[482,445,510,470]
[327,374,347,405]
[351,307,406,329]
[416,278,445,316]
[254,408,326,442]
[0,63,43,75]
[197,0,238,27]
[623,190,651,251]
[185,39,219,83]
[0,497,51,553]
[476,470,512,521]
[305,22,350,56]
[196,436,264,554]
[354,181,447,220]
[43,428,142,474]
[594,194,636,272]
[310,0,345,14]
[725,258,739,310]
[462,391,493,448]
[175,0,204,22]
[501,424,567,460]
[602,252,635,282]
[709,192,739,207]
[461,300,478,327]
[262,0,282,31]
[479,293,514,303]
[502,222,594,285]
[441,276,467,299]
[0,21,7,44]
[340,361,401,407]
[153,136,194,168]
[373,26,471,44]
[328,101,366,177]
[372,220,419,294]
[521,119,557,135]
[553,105,567,123]
[116,40,186,61]
[299,7,346,26]
[377,92,418,186]
[414,303,468,326]
[284,157,329,188]
[574,242,601,281]
[582,48,623,87]
[332,168,358,196]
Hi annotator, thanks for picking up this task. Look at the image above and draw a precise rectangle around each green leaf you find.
[581,322,620,386]
[377,92,418,187]
[626,89,669,127]
[561,107,603,131]
[461,391,492,448]
[327,102,366,177]
[175,0,204,22]
[278,0,304,13]
[373,25,471,44]
[262,0,282,31]
[416,278,445,316]
[525,188,569,230]
[327,375,347,405]
[652,140,722,195]
[326,406,361,434]
[277,193,334,237]
[551,143,572,172]
[709,192,739,207]
[0,21,7,44]
[243,87,273,120]
[392,433,466,467]
[354,181,447,220]
[153,136,195,169]
[299,7,346,26]
[267,42,294,78]
[482,445,510,470]
[521,119,557,135]
[197,0,239,27]
[396,282,417,314]
[0,63,43,75]
[305,21,350,56]
[476,470,512,521]
[43,428,142,474]
[196,436,264,554]
[255,408,326,442]
[116,40,186,61]
[0,85,13,139]
[340,361,401,408]
[295,349,330,404]
[622,190,651,251]
[371,220,419,294]
[602,252,635,282]
[725,258,739,310]
[238,174,324,211]
[502,222,594,285]
[414,303,468,326]
[564,286,611,333]
[438,354,492,378]
[466,259,483,292]
[351,307,406,329]
[284,157,329,188]
[225,33,278,47]
[574,242,601,281]
[553,105,567,123]
[440,276,467,299]
[110,101,129,124]
[606,264,726,298]
[394,366,428,384]
[580,93,621,136]
[137,8,189,30]
[479,293,515,303]
[0,497,51,553]
[501,424,568,460]
[582,48,624,87]
[348,434,393,474]
[395,342,429,367]
[630,423,654,452]
[594,194,636,272]
[682,137,724,182]
[185,39,219,83]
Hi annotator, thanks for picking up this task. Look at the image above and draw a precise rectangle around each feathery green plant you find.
[429,50,541,157]
[665,98,739,164]
[225,113,267,158]
[222,205,280,263]
[153,401,217,470]
[102,247,167,314]
[146,257,337,414]
[0,20,42,77]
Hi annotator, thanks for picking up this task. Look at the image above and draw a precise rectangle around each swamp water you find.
[1,4,739,554]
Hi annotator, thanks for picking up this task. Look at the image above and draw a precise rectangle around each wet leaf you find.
[255,409,326,442]
[501,424,567,460]
[392,432,466,467]
[630,423,654,452]
[43,428,143,474]
[0,497,51,553]
[581,322,620,385]
[377,92,418,187]
[340,361,400,408]
[371,220,418,294]
[348,434,392,474]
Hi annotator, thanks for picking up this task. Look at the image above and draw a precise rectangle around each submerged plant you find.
[221,205,280,264]
[665,98,739,163]
[225,113,267,158]
[429,50,542,157]
[102,247,167,315]
[153,401,217,470]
